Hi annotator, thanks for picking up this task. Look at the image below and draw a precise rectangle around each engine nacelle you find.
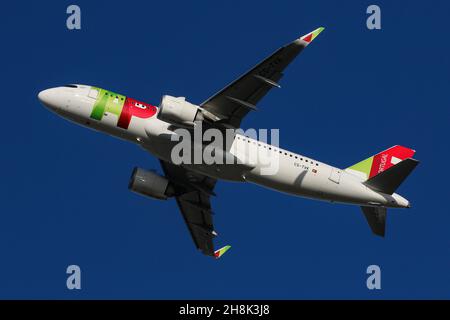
[158,95,203,126]
[128,167,174,200]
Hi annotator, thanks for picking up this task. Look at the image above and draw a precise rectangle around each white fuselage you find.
[38,85,410,209]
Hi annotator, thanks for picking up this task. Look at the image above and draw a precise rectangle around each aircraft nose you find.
[38,88,60,110]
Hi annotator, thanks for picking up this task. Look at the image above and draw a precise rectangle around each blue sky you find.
[0,0,449,299]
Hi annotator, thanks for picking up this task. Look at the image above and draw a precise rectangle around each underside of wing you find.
[159,160,228,257]
[200,27,324,128]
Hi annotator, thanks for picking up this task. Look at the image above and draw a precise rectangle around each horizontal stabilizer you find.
[364,158,419,195]
[361,206,387,237]
[214,245,231,259]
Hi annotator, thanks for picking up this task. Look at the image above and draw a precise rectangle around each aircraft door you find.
[329,168,342,184]
[88,87,99,99]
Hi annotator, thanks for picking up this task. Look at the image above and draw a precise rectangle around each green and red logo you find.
[90,88,157,129]
[347,145,416,180]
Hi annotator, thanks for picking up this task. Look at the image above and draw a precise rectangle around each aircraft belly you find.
[244,162,391,206]
[183,164,247,182]
[244,161,319,197]
[142,121,395,206]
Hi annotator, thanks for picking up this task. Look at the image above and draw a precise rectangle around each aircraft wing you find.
[160,160,229,257]
[200,27,324,128]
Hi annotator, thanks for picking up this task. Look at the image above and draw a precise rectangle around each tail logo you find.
[346,145,416,180]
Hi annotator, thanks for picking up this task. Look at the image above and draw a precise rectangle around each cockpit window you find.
[63,84,78,88]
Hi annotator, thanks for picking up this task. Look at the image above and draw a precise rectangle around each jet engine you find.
[128,167,175,200]
[158,95,203,126]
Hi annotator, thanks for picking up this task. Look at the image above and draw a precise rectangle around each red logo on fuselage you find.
[117,97,157,129]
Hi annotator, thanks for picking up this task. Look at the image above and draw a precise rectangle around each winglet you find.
[300,27,325,43]
[214,245,231,259]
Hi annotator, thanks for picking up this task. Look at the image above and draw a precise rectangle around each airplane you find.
[38,27,419,259]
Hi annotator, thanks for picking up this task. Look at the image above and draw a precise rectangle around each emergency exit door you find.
[329,168,342,184]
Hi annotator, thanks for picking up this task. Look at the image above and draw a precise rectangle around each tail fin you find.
[345,145,416,181]
[364,158,419,195]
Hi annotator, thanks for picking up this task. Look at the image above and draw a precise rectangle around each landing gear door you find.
[329,168,342,184]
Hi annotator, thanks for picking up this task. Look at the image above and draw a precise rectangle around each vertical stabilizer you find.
[346,145,415,181]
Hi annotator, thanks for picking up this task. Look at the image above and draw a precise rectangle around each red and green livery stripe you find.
[346,145,416,180]
[90,87,157,129]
